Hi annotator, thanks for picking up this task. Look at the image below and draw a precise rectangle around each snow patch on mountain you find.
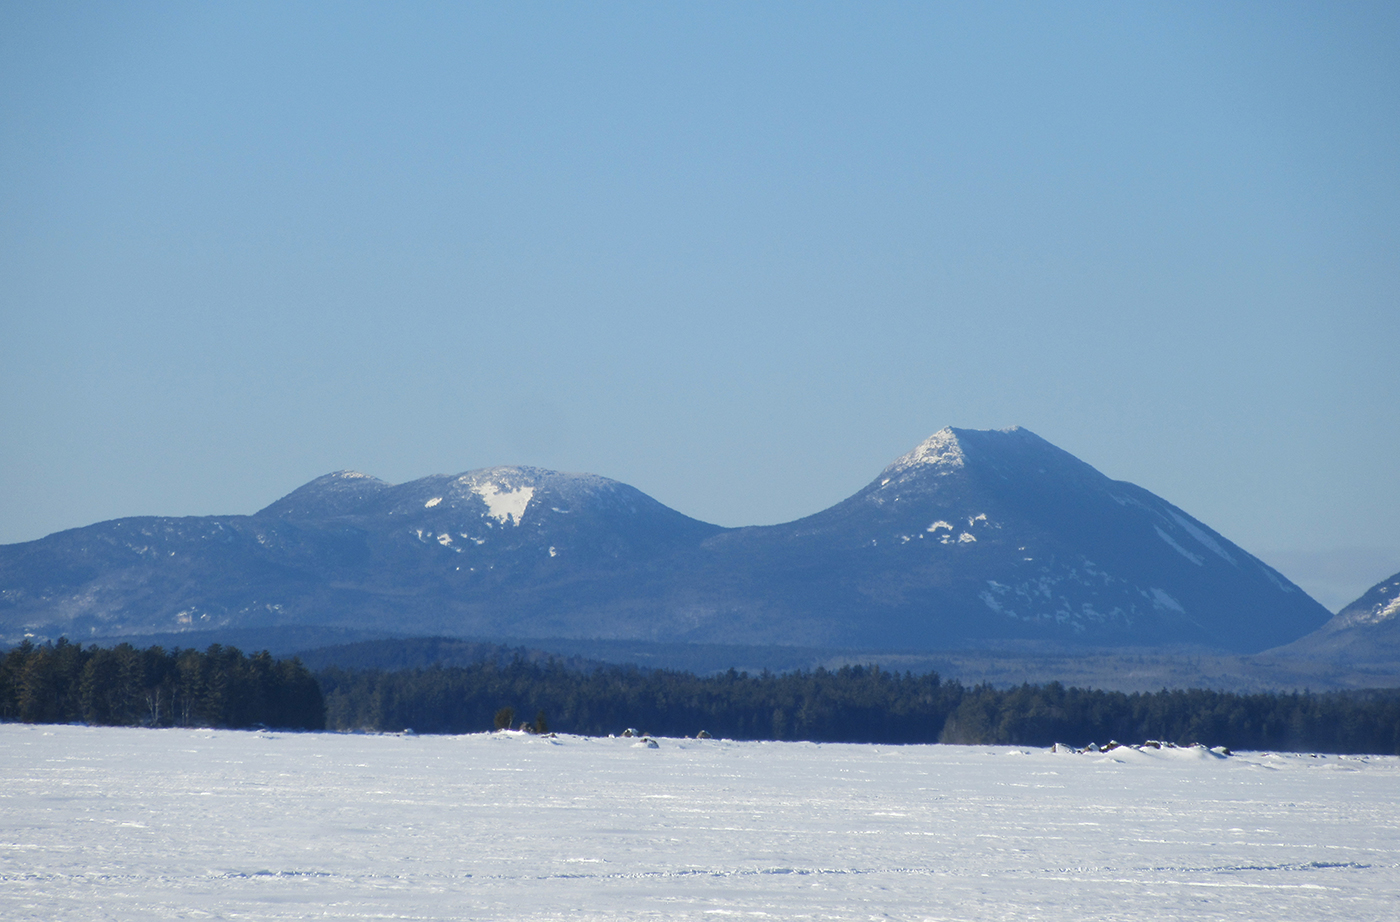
[471,483,534,526]
[1148,587,1185,613]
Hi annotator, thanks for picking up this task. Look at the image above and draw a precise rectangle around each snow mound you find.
[1053,740,1231,760]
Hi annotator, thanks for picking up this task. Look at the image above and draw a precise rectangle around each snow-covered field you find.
[3,725,1397,921]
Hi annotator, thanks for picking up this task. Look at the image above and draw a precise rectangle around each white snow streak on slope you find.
[1156,525,1205,565]
[1168,510,1237,565]
[2,726,1398,921]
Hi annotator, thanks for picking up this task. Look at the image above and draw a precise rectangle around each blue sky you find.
[2,2,1397,610]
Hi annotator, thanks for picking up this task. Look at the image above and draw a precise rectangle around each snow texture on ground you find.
[2,725,1397,920]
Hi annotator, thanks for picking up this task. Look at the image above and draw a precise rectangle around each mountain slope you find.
[0,428,1331,654]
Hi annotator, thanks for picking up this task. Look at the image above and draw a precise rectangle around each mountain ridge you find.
[0,427,1331,655]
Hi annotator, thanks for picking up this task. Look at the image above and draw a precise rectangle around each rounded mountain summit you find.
[0,427,1330,654]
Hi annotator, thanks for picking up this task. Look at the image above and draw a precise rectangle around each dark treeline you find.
[0,639,324,730]
[7,640,1399,754]
[319,659,1400,755]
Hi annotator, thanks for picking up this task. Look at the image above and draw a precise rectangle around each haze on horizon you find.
[2,2,1397,612]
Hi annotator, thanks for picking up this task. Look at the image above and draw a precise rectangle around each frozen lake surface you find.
[3,725,1398,920]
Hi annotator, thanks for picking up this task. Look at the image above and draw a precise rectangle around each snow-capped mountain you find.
[0,428,1331,654]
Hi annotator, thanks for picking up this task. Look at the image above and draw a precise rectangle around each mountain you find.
[0,465,720,645]
[1268,569,1400,668]
[650,427,1326,652]
[0,427,1331,655]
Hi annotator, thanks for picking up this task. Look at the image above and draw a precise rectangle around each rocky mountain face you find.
[0,427,1331,655]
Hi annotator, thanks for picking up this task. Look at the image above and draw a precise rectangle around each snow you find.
[1148,586,1186,613]
[1155,525,1205,565]
[979,571,1139,631]
[1350,592,1400,626]
[1167,510,1237,566]
[424,497,442,508]
[3,725,1396,921]
[472,483,534,526]
[883,428,966,478]
[1257,561,1298,594]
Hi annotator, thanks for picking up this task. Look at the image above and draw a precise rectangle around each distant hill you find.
[0,427,1330,655]
[1266,569,1400,675]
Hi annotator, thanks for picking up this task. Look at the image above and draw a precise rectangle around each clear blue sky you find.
[2,2,1397,611]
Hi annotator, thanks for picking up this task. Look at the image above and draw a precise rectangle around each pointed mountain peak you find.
[882,427,968,478]
[869,426,1112,505]
[880,426,1040,479]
